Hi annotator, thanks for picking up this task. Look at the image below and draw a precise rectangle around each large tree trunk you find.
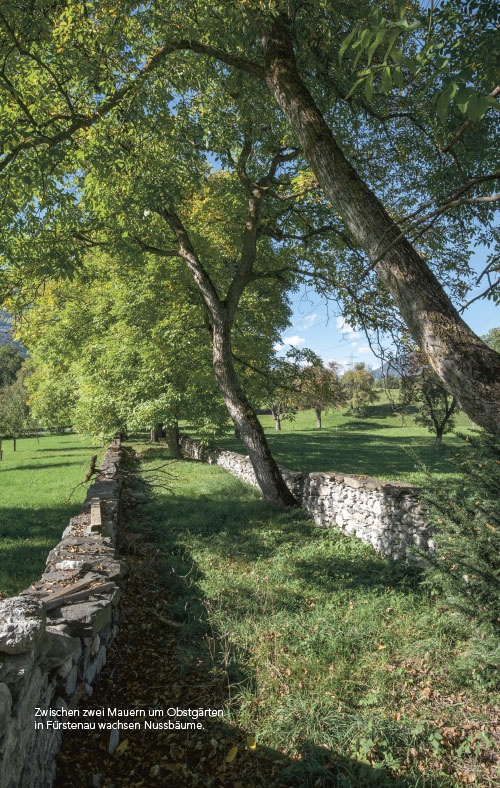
[150,423,163,443]
[315,407,322,430]
[262,18,500,434]
[166,422,181,458]
[213,319,297,506]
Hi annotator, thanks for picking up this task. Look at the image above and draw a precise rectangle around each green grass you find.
[133,446,498,786]
[196,395,476,484]
[0,433,103,597]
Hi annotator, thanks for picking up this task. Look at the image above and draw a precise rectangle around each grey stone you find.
[0,682,12,737]
[59,600,112,637]
[39,628,82,670]
[0,598,46,654]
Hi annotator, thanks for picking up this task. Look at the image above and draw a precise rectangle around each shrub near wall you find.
[0,437,127,788]
[179,435,433,560]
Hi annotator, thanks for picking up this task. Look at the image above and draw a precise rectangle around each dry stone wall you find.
[0,436,127,788]
[179,435,433,560]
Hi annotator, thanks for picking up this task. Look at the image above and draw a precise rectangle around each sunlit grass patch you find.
[0,434,103,597]
[134,446,498,786]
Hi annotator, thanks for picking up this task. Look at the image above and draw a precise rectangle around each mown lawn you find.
[132,445,499,787]
[0,434,103,597]
[207,395,475,484]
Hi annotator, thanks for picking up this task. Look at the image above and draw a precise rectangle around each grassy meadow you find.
[131,446,498,786]
[212,395,476,484]
[1,412,497,783]
[0,433,102,597]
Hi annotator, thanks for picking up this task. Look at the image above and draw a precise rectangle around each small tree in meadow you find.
[0,376,29,455]
[341,363,377,417]
[400,352,457,451]
[294,359,344,429]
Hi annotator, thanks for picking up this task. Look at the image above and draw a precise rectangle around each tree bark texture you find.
[166,423,181,458]
[212,319,297,506]
[262,19,500,434]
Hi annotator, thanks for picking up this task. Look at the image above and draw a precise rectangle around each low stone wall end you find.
[179,435,433,560]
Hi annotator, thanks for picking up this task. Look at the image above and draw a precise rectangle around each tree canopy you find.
[1,0,499,500]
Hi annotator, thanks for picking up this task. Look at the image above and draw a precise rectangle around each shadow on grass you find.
[0,504,84,596]
[129,450,449,786]
[0,460,83,473]
[218,431,456,478]
[33,445,97,453]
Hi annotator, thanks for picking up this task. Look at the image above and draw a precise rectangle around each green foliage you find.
[482,326,500,353]
[340,0,500,122]
[293,359,344,428]
[341,363,378,417]
[0,368,29,443]
[420,431,500,635]
[0,343,23,388]
[399,352,458,449]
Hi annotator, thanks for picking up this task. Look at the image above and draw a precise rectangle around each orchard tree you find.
[294,357,344,429]
[0,373,29,456]
[1,1,500,434]
[399,352,458,451]
[342,363,378,417]
[259,356,301,431]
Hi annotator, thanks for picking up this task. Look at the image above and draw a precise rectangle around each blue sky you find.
[276,254,500,373]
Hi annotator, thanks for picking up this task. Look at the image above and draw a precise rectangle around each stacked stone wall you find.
[179,435,433,560]
[0,437,127,788]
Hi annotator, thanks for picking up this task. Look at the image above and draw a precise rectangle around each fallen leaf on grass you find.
[225,745,238,763]
[116,739,129,756]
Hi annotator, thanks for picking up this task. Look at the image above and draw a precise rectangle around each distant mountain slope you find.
[371,360,403,380]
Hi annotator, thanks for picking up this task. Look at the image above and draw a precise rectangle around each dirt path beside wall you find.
[54,483,286,788]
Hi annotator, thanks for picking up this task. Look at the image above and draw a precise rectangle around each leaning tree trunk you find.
[262,18,500,434]
[212,320,297,506]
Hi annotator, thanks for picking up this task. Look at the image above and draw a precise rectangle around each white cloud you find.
[358,346,370,354]
[298,312,318,330]
[273,343,283,352]
[336,316,362,340]
[284,335,306,347]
